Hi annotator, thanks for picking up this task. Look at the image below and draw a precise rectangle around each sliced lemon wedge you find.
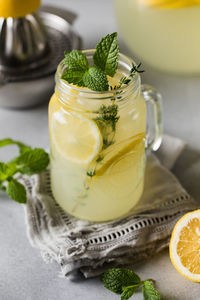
[93,132,145,177]
[170,209,200,282]
[51,110,103,165]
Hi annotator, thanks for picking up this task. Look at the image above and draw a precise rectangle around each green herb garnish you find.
[111,63,145,90]
[95,104,119,131]
[82,66,109,92]
[62,33,119,92]
[94,104,120,150]
[0,138,49,204]
[86,171,96,177]
[62,32,144,93]
[93,32,119,77]
[101,268,163,300]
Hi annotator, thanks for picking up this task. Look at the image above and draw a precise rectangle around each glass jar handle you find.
[141,84,163,152]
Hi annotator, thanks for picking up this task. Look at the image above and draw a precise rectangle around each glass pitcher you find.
[49,50,162,222]
[114,0,200,74]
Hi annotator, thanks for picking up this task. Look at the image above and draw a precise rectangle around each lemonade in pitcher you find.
[49,34,162,222]
[114,0,200,74]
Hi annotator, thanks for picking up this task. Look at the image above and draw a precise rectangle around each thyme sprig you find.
[95,104,120,131]
[110,62,145,91]
[94,104,120,150]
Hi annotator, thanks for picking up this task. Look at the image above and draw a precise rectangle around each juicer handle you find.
[141,84,163,152]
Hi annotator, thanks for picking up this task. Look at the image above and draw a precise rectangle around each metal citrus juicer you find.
[0,0,81,108]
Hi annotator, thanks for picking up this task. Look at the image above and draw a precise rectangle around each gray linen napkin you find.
[20,135,198,279]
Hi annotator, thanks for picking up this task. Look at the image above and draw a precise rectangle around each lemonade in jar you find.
[114,0,200,74]
[49,33,162,222]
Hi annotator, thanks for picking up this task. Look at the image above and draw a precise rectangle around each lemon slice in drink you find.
[170,209,200,282]
[51,110,103,165]
[93,132,145,177]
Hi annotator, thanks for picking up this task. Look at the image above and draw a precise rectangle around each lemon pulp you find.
[51,110,102,165]
[170,210,200,282]
[49,75,146,222]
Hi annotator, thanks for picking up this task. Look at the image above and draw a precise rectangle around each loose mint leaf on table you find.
[0,138,31,154]
[0,138,49,203]
[142,281,163,300]
[101,268,164,300]
[101,268,141,294]
[121,287,136,300]
[16,148,49,175]
[0,162,16,181]
[6,178,26,204]
[93,32,119,77]
[82,66,109,92]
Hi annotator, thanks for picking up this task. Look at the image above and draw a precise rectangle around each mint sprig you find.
[101,268,163,300]
[61,33,119,92]
[0,138,49,204]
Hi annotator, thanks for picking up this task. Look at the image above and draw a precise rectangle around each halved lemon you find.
[170,209,200,282]
[51,110,102,165]
[0,0,41,18]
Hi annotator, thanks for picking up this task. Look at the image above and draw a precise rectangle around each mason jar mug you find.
[49,50,162,222]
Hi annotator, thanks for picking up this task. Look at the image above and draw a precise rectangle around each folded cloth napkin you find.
[19,135,199,279]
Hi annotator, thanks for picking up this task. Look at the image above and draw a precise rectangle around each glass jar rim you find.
[55,49,141,100]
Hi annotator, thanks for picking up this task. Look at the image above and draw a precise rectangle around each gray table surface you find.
[0,0,200,299]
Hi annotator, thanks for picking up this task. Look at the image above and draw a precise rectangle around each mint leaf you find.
[0,138,31,154]
[62,50,89,86]
[6,178,26,204]
[82,66,109,91]
[121,287,137,300]
[61,69,86,86]
[0,162,16,181]
[101,268,141,294]
[93,32,119,77]
[16,148,49,175]
[64,50,89,71]
[142,281,163,300]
